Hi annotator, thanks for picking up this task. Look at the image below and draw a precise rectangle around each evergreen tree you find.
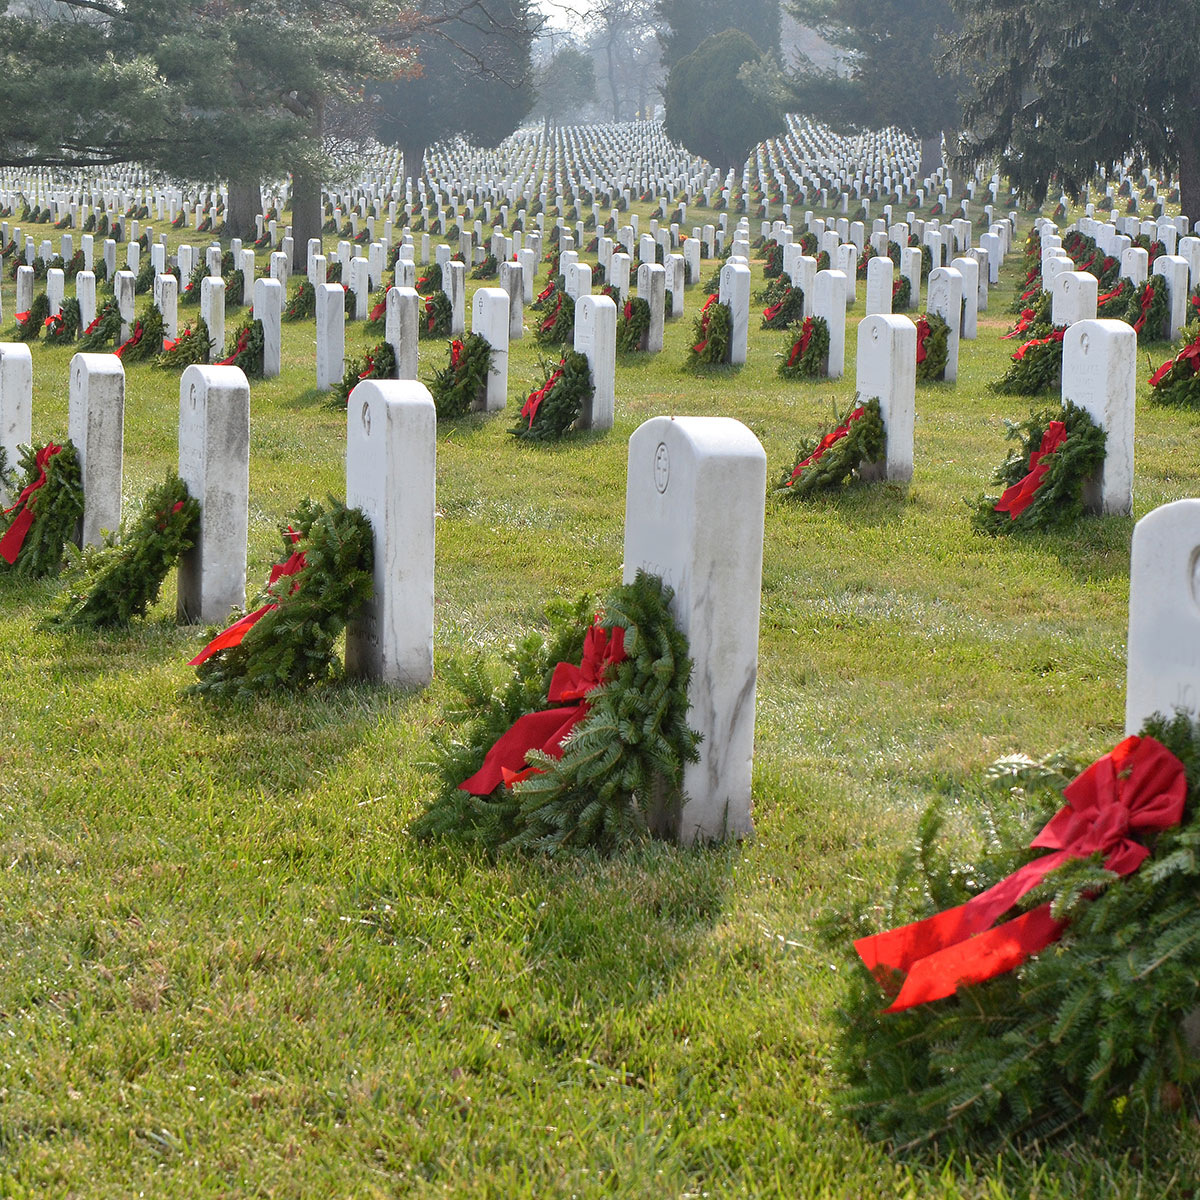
[373,0,537,188]
[657,0,781,67]
[662,29,785,172]
[786,0,962,176]
[532,45,598,124]
[946,0,1200,216]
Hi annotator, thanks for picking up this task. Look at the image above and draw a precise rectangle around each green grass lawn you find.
[2,200,1198,1197]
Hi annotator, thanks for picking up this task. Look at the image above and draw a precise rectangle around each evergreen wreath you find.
[969,400,1106,535]
[761,284,804,330]
[0,441,83,578]
[815,250,831,272]
[1126,275,1170,342]
[701,268,723,294]
[892,275,912,309]
[535,290,575,346]
[188,498,374,700]
[915,313,950,382]
[410,570,701,855]
[283,278,316,321]
[763,240,784,278]
[616,296,651,351]
[470,253,498,279]
[331,342,398,409]
[45,297,82,345]
[15,293,50,341]
[990,326,1066,396]
[420,290,453,339]
[224,268,245,308]
[115,303,165,364]
[156,320,211,369]
[778,315,830,379]
[428,333,491,419]
[415,262,443,295]
[686,296,732,367]
[77,299,123,352]
[510,350,592,442]
[837,711,1200,1153]
[133,256,156,295]
[325,260,343,284]
[776,397,885,498]
[49,474,199,629]
[531,280,558,311]
[364,290,388,336]
[216,318,265,377]
[1148,327,1200,407]
[181,262,207,305]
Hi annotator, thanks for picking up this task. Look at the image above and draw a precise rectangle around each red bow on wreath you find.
[459,619,627,795]
[521,364,563,428]
[763,289,791,322]
[1132,282,1156,333]
[992,420,1067,518]
[1002,308,1037,340]
[0,442,62,565]
[692,293,719,354]
[189,529,306,665]
[915,317,931,364]
[855,735,1186,1012]
[786,405,865,485]
[540,293,563,333]
[425,297,435,332]
[450,338,463,369]
[1149,335,1200,387]
[1012,326,1065,362]
[216,326,250,367]
[1097,281,1125,306]
[115,322,144,359]
[786,317,815,368]
[368,299,386,323]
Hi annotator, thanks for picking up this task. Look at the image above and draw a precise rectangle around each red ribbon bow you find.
[14,311,30,325]
[786,405,865,485]
[763,289,791,322]
[369,299,386,323]
[1097,281,1125,306]
[692,294,719,354]
[0,442,62,564]
[189,529,306,665]
[786,317,815,367]
[115,322,144,359]
[521,364,563,427]
[993,420,1067,518]
[916,317,931,364]
[216,327,250,367]
[1002,308,1037,340]
[459,620,627,795]
[1012,326,1065,362]
[855,735,1187,1011]
[1150,335,1200,387]
[1132,281,1156,333]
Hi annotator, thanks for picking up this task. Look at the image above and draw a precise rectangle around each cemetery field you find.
[3,205,1200,1198]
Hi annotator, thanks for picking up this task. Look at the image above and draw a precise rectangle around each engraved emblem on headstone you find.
[361,400,372,436]
[654,442,670,493]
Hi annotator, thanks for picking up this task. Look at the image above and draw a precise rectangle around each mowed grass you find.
[2,201,1199,1198]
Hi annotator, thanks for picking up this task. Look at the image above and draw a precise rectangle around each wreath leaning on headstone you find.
[216,318,265,377]
[115,303,166,364]
[49,474,199,629]
[45,298,82,345]
[989,326,1066,396]
[331,342,398,410]
[0,441,84,578]
[776,397,885,499]
[157,319,211,370]
[428,333,492,419]
[915,313,951,383]
[535,289,575,347]
[510,350,593,442]
[420,290,453,340]
[283,279,316,321]
[1149,326,1200,407]
[778,316,830,379]
[410,570,701,856]
[761,283,805,330]
[838,711,1200,1154]
[15,293,50,342]
[686,294,732,367]
[969,400,1106,535]
[188,498,374,700]
[615,296,651,352]
[1125,274,1170,343]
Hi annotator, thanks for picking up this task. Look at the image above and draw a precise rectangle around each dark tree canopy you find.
[657,0,781,67]
[786,0,961,172]
[946,0,1200,217]
[373,0,537,185]
[533,45,598,123]
[663,29,786,173]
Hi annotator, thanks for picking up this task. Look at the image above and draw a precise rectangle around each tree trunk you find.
[919,133,944,180]
[1179,136,1200,229]
[606,41,620,121]
[290,169,321,275]
[401,142,427,192]
[225,179,261,242]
